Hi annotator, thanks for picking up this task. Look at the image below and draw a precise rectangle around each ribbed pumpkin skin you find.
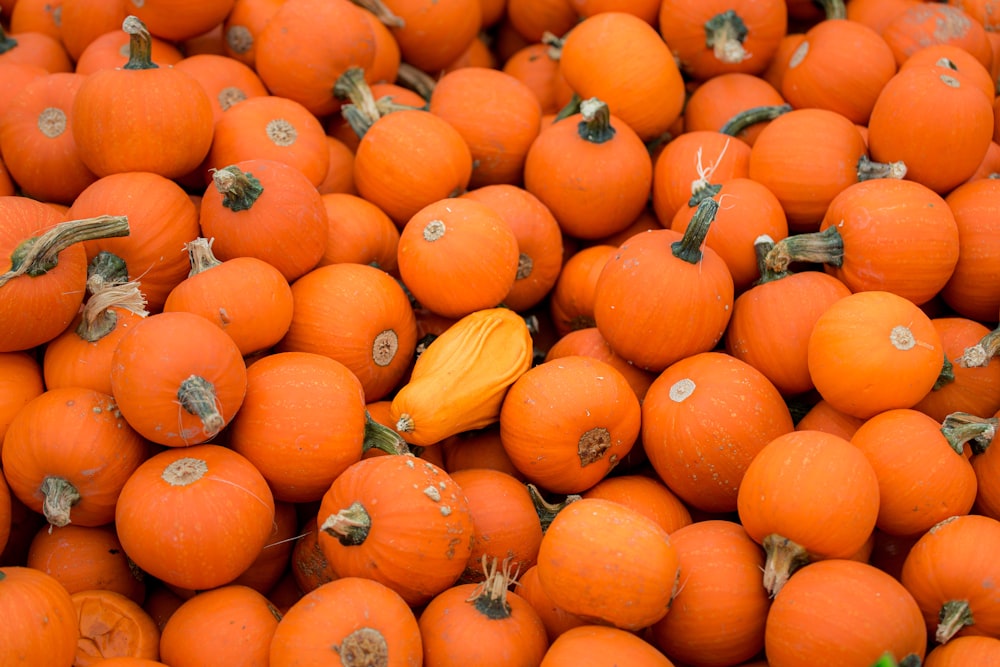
[0,566,79,667]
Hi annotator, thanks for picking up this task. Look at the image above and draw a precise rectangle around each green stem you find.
[720,104,791,137]
[347,0,405,28]
[527,483,580,533]
[363,412,410,455]
[394,62,435,101]
[577,98,615,143]
[87,251,130,293]
[554,92,581,122]
[936,599,974,644]
[957,326,1000,368]
[752,235,789,284]
[931,354,955,391]
[75,281,148,342]
[815,0,847,20]
[941,412,998,455]
[1,215,130,288]
[705,10,748,64]
[671,198,719,264]
[319,501,371,546]
[122,15,158,70]
[177,375,225,438]
[857,154,907,181]
[763,225,844,275]
[0,20,18,54]
[212,166,264,212]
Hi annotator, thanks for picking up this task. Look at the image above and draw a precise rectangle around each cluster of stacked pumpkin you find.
[4,0,1000,665]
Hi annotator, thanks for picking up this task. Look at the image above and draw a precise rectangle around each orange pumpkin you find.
[881,2,992,67]
[316,456,475,606]
[736,430,881,596]
[924,636,1000,666]
[544,327,657,402]
[0,566,79,667]
[941,178,1000,321]
[0,351,44,450]
[683,72,786,146]
[71,588,160,665]
[71,16,213,179]
[540,625,674,666]
[115,444,276,591]
[317,193,399,272]
[548,245,617,338]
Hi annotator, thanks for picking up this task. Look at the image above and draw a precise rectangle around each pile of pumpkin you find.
[3,0,1000,665]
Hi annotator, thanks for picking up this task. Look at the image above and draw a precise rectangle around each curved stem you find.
[75,281,148,342]
[752,235,789,284]
[936,599,974,644]
[554,92,581,122]
[762,533,810,597]
[394,62,435,101]
[931,354,955,391]
[671,198,719,264]
[705,9,748,64]
[211,166,264,212]
[720,104,791,137]
[527,483,580,533]
[348,0,405,28]
[122,15,158,70]
[941,412,998,455]
[763,225,844,275]
[184,238,223,277]
[816,0,847,20]
[319,501,371,546]
[0,20,18,54]
[857,154,907,181]
[177,375,225,439]
[957,326,1000,368]
[1,215,130,288]
[363,411,410,455]
[577,98,615,143]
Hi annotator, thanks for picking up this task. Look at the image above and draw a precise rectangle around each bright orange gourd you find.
[0,566,79,667]
[942,178,1000,321]
[548,245,617,338]
[71,588,160,665]
[540,625,674,667]
[0,351,43,450]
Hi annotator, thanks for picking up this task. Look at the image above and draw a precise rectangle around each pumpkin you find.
[924,636,1000,667]
[765,559,927,666]
[110,311,248,447]
[227,351,371,503]
[43,281,147,395]
[397,197,520,319]
[252,0,375,117]
[504,0,578,43]
[651,130,752,228]
[159,585,281,667]
[317,136,358,196]
[794,400,865,441]
[881,2,992,67]
[535,497,680,631]
[448,468,544,583]
[440,425,524,480]
[429,67,542,189]
[70,16,213,179]
[72,24,184,75]
[172,53,269,124]
[780,18,897,124]
[126,0,235,42]
[558,11,685,142]
[0,19,73,72]
[941,178,1000,322]
[57,0,129,61]
[115,444,276,591]
[851,409,977,537]
[658,0,788,80]
[806,290,944,419]
[361,0,482,74]
[26,524,145,604]
[581,474,692,535]
[290,517,337,595]
[544,327,657,402]
[540,625,674,667]
[548,245,617,338]
[0,566,79,667]
[206,94,331,188]
[68,170,199,313]
[316,455,475,606]
[523,97,652,240]
[648,520,770,667]
[418,557,550,666]
[390,307,533,446]
[501,42,574,116]
[914,318,1000,422]
[0,71,97,204]
[230,500,299,596]
[683,73,786,146]
[901,514,1000,644]
[499,355,641,494]
[221,0,284,67]
[269,577,422,667]
[593,198,735,372]
[0,198,128,352]
[0,351,44,450]
[867,62,993,195]
[642,351,794,513]
[317,193,399,272]
[1,386,150,528]
[736,430,881,596]
[277,262,417,402]
[900,42,996,100]
[199,159,328,282]
[517,565,588,643]
[162,238,293,357]
[71,588,160,665]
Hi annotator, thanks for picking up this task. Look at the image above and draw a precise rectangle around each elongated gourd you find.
[390,307,533,445]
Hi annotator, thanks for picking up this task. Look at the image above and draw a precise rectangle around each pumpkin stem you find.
[719,104,791,138]
[751,235,789,284]
[183,238,223,277]
[541,31,564,60]
[577,98,616,144]
[957,325,1000,369]
[0,215,130,289]
[75,280,148,342]
[578,427,614,466]
[931,353,955,391]
[0,19,18,54]
[705,10,749,64]
[395,62,436,101]
[763,225,844,274]
[467,556,516,620]
[761,533,810,597]
[162,457,209,486]
[936,599,974,644]
[176,375,226,440]
[363,411,411,455]
[347,0,405,28]
[335,627,390,665]
[857,154,908,181]
[527,483,581,533]
[816,0,847,20]
[87,250,130,293]
[121,15,158,70]
[39,476,81,528]
[671,197,719,264]
[940,412,998,455]
[689,139,732,206]
[320,501,371,546]
[554,92,581,122]
[211,166,264,212]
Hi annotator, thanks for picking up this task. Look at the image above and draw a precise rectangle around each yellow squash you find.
[390,307,533,445]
